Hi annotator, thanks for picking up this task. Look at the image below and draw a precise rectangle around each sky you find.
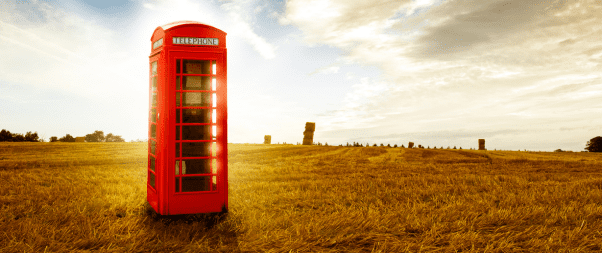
[0,0,601,151]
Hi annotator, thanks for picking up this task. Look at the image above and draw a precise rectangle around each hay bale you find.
[478,139,485,150]
[304,122,315,132]
[408,142,414,148]
[302,122,315,145]
[302,137,313,145]
[264,135,271,144]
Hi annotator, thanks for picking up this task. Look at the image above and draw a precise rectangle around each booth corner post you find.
[147,21,228,216]
[302,122,315,145]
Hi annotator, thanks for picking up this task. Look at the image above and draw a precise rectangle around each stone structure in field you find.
[302,122,315,145]
[75,137,85,142]
[264,135,271,144]
[408,142,414,148]
[478,139,486,150]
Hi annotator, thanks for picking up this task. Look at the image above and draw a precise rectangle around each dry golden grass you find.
[1,142,602,252]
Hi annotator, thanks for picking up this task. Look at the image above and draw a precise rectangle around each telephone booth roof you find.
[151,21,227,51]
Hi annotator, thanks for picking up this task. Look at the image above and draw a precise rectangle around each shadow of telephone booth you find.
[147,21,228,215]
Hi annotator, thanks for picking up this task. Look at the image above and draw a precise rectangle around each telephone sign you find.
[147,21,228,215]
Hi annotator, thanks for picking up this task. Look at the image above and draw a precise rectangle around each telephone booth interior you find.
[148,21,227,215]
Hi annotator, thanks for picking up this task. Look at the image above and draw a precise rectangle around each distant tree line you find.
[47,131,125,142]
[303,136,602,152]
[82,130,124,142]
[0,129,40,142]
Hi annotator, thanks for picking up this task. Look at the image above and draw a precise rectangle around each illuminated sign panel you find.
[173,37,219,46]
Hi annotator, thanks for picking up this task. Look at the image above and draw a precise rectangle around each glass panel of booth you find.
[183,76,211,90]
[182,176,211,192]
[181,108,211,123]
[182,142,211,157]
[182,125,212,140]
[150,156,155,172]
[150,139,156,154]
[180,159,211,174]
[149,171,155,188]
[183,60,211,74]
[180,92,211,107]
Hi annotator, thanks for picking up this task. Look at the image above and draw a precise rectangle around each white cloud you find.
[220,0,277,59]
[0,2,134,99]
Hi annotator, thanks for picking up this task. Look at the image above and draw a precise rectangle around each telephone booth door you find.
[169,52,227,214]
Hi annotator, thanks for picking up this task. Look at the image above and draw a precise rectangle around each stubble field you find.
[1,142,602,252]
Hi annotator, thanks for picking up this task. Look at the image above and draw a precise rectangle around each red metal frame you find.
[148,21,227,215]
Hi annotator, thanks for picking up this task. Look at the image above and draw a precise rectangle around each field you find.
[1,142,602,252]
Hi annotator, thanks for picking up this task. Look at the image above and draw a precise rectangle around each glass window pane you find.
[176,109,180,123]
[151,109,156,123]
[183,109,211,123]
[149,171,155,188]
[212,78,216,91]
[182,125,212,140]
[151,61,157,75]
[212,125,216,138]
[212,159,217,174]
[212,61,216,74]
[150,139,156,154]
[152,93,157,107]
[181,159,211,174]
[151,124,156,139]
[183,76,211,90]
[176,126,180,140]
[212,176,217,191]
[152,76,157,88]
[212,109,216,123]
[176,59,181,74]
[176,76,180,90]
[176,142,180,158]
[182,176,211,192]
[183,92,211,107]
[150,156,155,172]
[176,93,180,107]
[212,142,217,157]
[183,60,211,74]
[175,160,180,175]
[182,142,211,157]
[175,177,180,192]
[212,93,216,107]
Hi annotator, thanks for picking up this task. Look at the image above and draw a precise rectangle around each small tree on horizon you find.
[105,133,125,142]
[0,129,12,142]
[585,136,602,152]
[85,130,105,142]
[59,134,75,142]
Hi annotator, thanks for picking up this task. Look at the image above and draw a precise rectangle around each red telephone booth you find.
[147,21,227,215]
